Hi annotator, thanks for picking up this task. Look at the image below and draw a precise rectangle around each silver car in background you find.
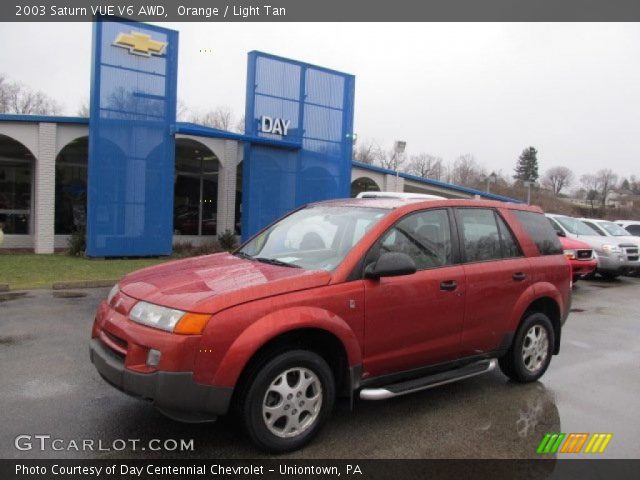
[579,218,640,274]
[546,214,637,279]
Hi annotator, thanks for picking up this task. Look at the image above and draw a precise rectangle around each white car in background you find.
[616,220,640,237]
[356,191,446,200]
[546,214,637,279]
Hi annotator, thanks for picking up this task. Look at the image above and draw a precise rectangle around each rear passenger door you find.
[455,208,530,357]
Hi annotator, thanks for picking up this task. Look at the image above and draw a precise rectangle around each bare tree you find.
[353,138,384,165]
[77,100,89,117]
[235,115,245,134]
[407,153,444,180]
[0,73,61,115]
[176,100,189,122]
[542,166,574,196]
[580,174,600,210]
[450,154,482,186]
[595,169,618,207]
[377,148,407,171]
[191,106,235,130]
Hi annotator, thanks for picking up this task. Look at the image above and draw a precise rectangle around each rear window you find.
[513,211,563,255]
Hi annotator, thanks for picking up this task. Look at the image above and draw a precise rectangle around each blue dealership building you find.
[0,19,516,255]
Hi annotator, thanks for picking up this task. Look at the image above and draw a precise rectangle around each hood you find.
[559,236,592,250]
[567,233,620,249]
[119,252,332,314]
[610,236,640,247]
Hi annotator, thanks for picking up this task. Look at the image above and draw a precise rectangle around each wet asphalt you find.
[0,277,639,460]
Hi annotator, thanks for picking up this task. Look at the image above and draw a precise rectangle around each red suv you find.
[90,199,571,452]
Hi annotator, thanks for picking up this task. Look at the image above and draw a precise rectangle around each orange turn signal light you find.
[174,312,211,335]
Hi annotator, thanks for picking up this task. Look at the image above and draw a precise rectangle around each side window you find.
[375,209,452,270]
[495,213,522,258]
[583,221,606,236]
[513,210,563,255]
[457,208,503,262]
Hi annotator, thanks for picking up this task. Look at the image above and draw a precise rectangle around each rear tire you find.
[499,312,555,383]
[241,350,335,453]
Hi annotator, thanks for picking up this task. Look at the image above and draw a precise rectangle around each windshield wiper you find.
[233,251,253,260]
[254,257,301,268]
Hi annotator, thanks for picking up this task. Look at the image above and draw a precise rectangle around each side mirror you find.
[365,252,417,279]
[556,230,566,237]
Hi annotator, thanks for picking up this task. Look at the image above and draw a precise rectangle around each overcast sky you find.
[1,22,639,181]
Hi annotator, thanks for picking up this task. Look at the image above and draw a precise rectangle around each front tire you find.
[499,312,554,383]
[241,350,335,453]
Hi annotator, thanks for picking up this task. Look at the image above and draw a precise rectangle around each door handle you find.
[440,280,458,291]
[512,272,527,281]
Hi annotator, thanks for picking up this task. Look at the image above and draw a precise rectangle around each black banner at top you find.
[3,0,640,22]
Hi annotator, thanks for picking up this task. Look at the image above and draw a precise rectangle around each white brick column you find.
[384,173,404,192]
[34,123,56,254]
[216,140,239,235]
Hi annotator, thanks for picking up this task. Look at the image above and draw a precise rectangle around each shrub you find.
[67,226,86,257]
[217,229,238,251]
[172,240,223,258]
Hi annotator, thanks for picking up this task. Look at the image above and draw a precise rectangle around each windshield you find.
[237,205,389,271]
[555,216,600,236]
[598,221,631,236]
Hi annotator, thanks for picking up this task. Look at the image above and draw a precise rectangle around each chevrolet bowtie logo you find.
[113,31,167,57]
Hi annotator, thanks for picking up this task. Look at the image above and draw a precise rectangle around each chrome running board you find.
[359,359,497,400]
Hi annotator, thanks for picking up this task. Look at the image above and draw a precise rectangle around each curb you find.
[52,280,117,290]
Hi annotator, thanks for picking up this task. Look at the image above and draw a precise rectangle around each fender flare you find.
[507,282,564,332]
[212,306,362,386]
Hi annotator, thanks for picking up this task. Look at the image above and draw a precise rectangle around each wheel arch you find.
[212,306,362,396]
[522,296,562,354]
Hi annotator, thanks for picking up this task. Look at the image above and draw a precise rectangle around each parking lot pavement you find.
[1,278,639,460]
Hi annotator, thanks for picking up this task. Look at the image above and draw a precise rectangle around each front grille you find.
[104,330,127,349]
[577,249,593,260]
[100,330,127,359]
[621,245,639,261]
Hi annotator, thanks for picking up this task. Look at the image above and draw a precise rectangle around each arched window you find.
[351,176,381,197]
[174,138,220,236]
[0,134,35,234]
[55,137,88,234]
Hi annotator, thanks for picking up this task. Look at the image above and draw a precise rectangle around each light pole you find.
[484,172,497,193]
[393,140,406,192]
[523,180,539,205]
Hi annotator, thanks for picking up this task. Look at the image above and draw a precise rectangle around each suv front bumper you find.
[90,338,232,421]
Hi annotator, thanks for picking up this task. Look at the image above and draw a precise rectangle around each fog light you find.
[147,349,161,367]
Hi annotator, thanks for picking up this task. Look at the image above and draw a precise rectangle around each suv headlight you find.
[601,244,621,254]
[107,284,119,304]
[129,301,211,334]
[563,249,576,260]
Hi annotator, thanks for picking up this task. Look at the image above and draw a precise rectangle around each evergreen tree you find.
[514,146,539,182]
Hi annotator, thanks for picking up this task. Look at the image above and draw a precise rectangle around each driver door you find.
[362,209,466,378]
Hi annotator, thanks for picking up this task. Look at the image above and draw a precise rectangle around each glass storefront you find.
[55,137,88,234]
[0,135,34,234]
[174,139,219,236]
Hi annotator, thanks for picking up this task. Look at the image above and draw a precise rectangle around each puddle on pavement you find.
[0,334,35,346]
[0,292,28,303]
[52,291,88,299]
